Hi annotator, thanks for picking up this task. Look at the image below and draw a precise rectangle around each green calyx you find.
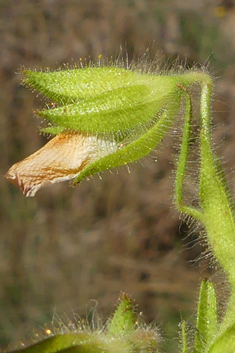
[22,66,204,185]
[24,67,182,137]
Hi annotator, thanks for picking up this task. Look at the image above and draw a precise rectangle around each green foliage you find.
[207,324,235,353]
[5,62,235,352]
[9,293,159,353]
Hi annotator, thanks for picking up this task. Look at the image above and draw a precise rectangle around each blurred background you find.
[1,0,235,352]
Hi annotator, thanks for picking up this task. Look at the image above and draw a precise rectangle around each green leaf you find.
[8,333,95,353]
[208,324,235,353]
[194,279,218,353]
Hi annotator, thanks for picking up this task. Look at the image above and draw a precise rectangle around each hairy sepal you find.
[38,82,178,136]
[23,67,145,104]
[74,99,180,184]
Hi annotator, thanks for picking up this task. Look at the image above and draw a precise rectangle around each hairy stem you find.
[199,82,235,331]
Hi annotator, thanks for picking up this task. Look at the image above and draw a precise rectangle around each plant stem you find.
[199,81,235,332]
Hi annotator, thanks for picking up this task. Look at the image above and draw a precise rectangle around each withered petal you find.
[4,131,118,197]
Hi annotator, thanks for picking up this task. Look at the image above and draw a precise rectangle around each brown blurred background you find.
[1,0,235,352]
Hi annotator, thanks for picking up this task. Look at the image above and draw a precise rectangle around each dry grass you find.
[1,1,235,352]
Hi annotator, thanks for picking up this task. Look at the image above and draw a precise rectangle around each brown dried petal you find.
[4,131,118,197]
